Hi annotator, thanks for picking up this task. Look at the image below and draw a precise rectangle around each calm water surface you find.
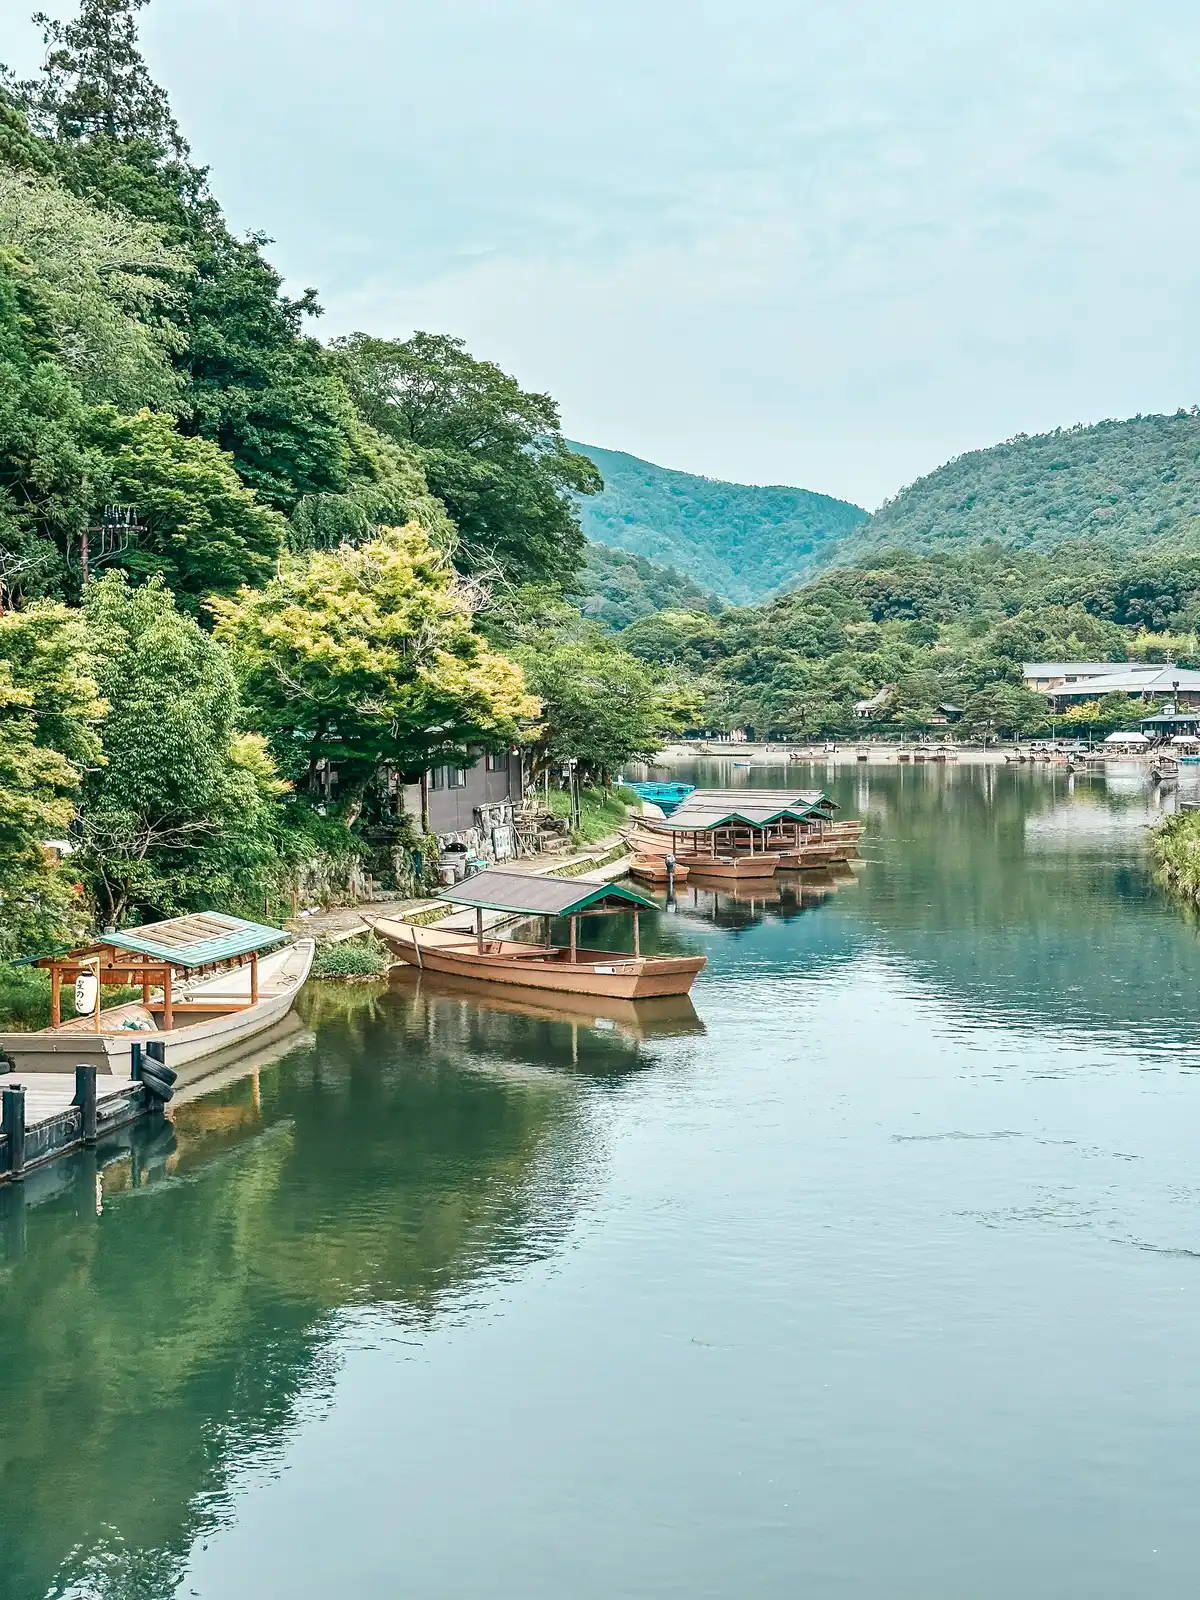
[4,763,1200,1599]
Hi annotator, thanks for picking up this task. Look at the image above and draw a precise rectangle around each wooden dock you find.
[0,1068,147,1184]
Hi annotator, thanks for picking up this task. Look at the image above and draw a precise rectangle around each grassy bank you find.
[546,784,639,845]
[1149,812,1200,908]
[0,967,141,1033]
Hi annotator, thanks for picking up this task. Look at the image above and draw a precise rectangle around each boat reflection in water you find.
[659,861,862,930]
[390,966,705,1052]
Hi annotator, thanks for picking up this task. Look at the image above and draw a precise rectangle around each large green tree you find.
[78,573,286,923]
[10,0,360,515]
[331,332,602,587]
[211,523,537,820]
[516,630,697,782]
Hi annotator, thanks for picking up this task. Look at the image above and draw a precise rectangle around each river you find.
[3,761,1200,1599]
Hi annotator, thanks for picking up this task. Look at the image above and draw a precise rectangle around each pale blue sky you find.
[4,0,1200,507]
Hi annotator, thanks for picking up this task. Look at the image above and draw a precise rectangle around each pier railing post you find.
[74,1064,98,1146]
[3,1085,27,1181]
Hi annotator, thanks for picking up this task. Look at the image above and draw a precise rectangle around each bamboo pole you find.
[50,963,61,1027]
[633,910,641,957]
[569,916,577,963]
[476,905,484,954]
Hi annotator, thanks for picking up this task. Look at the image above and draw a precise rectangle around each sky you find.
[4,0,1200,509]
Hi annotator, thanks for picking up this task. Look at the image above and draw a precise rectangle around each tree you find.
[10,0,361,515]
[960,683,1047,741]
[78,572,285,923]
[0,600,104,955]
[517,632,697,782]
[0,162,188,412]
[84,406,285,603]
[211,524,537,820]
[330,332,602,587]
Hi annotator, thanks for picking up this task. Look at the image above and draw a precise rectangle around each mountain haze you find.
[568,441,868,604]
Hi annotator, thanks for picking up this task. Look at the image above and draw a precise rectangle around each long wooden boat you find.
[627,834,782,879]
[366,868,705,1001]
[0,914,314,1083]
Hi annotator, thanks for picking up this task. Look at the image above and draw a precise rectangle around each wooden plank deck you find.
[0,1069,146,1183]
[0,1070,137,1127]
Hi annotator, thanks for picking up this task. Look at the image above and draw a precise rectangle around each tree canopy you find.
[211,524,538,816]
[332,332,601,588]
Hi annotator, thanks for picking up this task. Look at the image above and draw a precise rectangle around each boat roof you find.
[682,788,837,811]
[659,788,836,830]
[438,868,656,917]
[98,912,291,967]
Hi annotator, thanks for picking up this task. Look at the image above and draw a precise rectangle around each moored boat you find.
[0,914,314,1082]
[628,852,690,886]
[367,869,705,1001]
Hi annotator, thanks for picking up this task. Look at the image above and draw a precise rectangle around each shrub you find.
[312,935,390,980]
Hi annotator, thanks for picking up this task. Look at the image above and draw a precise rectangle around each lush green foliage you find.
[212,524,538,815]
[568,440,868,603]
[574,542,721,629]
[848,413,1200,566]
[312,934,390,980]
[1151,812,1200,911]
[78,574,290,923]
[515,626,698,781]
[545,783,635,845]
[624,543,1200,739]
[0,599,103,954]
[333,332,601,587]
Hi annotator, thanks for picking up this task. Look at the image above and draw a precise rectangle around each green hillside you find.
[849,412,1200,562]
[568,441,868,604]
[574,543,722,630]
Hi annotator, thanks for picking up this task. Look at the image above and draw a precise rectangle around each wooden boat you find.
[628,852,690,886]
[0,913,315,1082]
[390,967,706,1040]
[628,833,781,878]
[367,869,705,1001]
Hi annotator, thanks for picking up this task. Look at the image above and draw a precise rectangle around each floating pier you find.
[0,1067,147,1184]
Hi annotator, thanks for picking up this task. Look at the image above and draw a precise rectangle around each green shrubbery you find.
[546,784,635,845]
[311,935,391,980]
[1150,813,1200,908]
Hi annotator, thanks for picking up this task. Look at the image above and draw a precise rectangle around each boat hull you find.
[0,939,315,1081]
[370,922,705,999]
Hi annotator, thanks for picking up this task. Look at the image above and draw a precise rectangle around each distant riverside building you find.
[1022,662,1200,712]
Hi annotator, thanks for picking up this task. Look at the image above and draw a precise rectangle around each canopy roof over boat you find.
[655,788,837,830]
[438,868,655,917]
[95,912,291,967]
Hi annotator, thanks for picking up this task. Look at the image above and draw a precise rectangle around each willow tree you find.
[211,523,538,821]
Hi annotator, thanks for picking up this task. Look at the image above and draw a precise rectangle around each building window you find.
[429,767,444,791]
[485,752,507,772]
[447,767,468,789]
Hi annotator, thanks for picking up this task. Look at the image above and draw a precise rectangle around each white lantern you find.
[74,972,98,1016]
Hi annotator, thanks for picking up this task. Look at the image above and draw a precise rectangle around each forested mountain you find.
[848,413,1200,563]
[623,541,1200,741]
[574,543,721,629]
[567,441,868,604]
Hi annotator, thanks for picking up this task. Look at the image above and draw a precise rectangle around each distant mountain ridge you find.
[837,411,1200,566]
[568,441,868,605]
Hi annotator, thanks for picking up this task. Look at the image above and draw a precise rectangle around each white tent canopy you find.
[1104,731,1150,744]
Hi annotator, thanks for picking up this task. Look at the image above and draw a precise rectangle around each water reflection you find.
[0,967,702,1600]
[667,758,1200,1048]
[7,763,1200,1598]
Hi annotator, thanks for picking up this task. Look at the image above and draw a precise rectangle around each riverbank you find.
[653,741,1015,766]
